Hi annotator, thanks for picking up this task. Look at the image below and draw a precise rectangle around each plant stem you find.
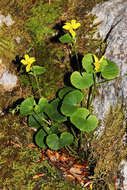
[97,73,127,86]
[33,110,51,129]
[65,146,79,158]
[89,73,96,107]
[73,39,80,72]
[71,126,79,147]
[34,73,42,98]
[87,86,92,109]
[42,118,51,125]
[80,131,83,148]
[66,145,79,156]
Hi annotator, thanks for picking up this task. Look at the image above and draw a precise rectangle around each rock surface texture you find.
[91,0,127,119]
[0,13,18,91]
[0,59,18,91]
[91,0,127,189]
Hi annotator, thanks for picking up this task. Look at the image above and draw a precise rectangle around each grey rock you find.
[0,59,18,91]
[0,13,14,26]
[90,0,127,120]
[117,160,127,189]
[90,1,127,189]
[0,13,18,91]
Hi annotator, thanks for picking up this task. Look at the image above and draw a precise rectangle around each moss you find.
[89,105,127,189]
[25,0,64,44]
[0,113,90,190]
[1,0,126,189]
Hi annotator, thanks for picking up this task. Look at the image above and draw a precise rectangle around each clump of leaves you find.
[19,51,119,151]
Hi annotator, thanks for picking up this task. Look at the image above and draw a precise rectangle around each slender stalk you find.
[34,73,42,98]
[97,73,127,86]
[67,145,78,155]
[80,131,83,148]
[42,118,51,125]
[71,126,79,147]
[73,39,80,72]
[65,146,79,158]
[86,86,92,109]
[33,110,51,125]
[89,73,96,107]
[32,111,49,134]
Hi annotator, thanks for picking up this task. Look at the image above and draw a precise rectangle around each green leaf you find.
[20,97,35,116]
[46,132,74,150]
[31,66,46,76]
[71,71,94,89]
[97,58,108,73]
[61,90,84,116]
[44,98,67,122]
[58,87,74,99]
[28,112,45,128]
[46,134,60,150]
[35,97,48,113]
[71,108,98,133]
[49,124,59,135]
[35,129,47,148]
[82,53,94,73]
[59,33,74,43]
[60,132,74,147]
[101,60,119,79]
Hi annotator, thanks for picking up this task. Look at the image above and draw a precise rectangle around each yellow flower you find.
[63,19,81,38]
[93,55,104,71]
[21,54,35,72]
[90,183,93,190]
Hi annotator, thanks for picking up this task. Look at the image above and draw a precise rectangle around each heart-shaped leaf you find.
[61,90,84,116]
[60,132,74,147]
[58,87,74,99]
[20,97,35,116]
[71,108,98,133]
[35,129,47,148]
[101,60,119,79]
[44,98,67,122]
[82,53,94,73]
[31,66,46,76]
[59,33,74,43]
[35,97,48,113]
[71,71,94,89]
[46,134,60,150]
[28,112,45,128]
[96,58,108,73]
[46,132,74,150]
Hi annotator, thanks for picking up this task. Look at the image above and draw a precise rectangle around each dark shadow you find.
[64,120,79,135]
[63,72,73,87]
[50,21,66,43]
[70,53,84,72]
[3,98,24,114]
[12,55,23,72]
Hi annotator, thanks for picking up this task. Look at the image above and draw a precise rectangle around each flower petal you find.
[24,54,29,61]
[69,29,76,38]
[93,55,98,63]
[21,59,27,65]
[28,57,36,64]
[71,20,80,29]
[71,20,76,25]
[26,63,32,72]
[63,23,72,30]
[99,56,104,63]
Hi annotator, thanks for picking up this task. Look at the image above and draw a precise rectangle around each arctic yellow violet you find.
[63,19,80,38]
[93,55,104,71]
[21,54,35,72]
